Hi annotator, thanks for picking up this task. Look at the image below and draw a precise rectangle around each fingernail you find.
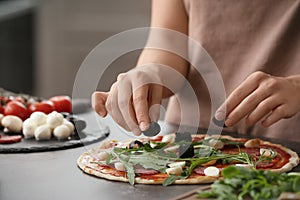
[98,110,105,117]
[225,118,233,127]
[133,129,141,136]
[215,111,226,121]
[139,122,149,132]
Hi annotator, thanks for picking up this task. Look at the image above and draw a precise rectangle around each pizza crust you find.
[77,134,299,185]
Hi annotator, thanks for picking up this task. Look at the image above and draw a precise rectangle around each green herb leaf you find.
[163,174,180,186]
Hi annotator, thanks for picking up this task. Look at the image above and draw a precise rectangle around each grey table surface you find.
[0,108,299,200]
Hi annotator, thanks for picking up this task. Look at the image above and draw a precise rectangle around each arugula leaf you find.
[198,166,300,200]
[129,152,169,171]
[163,175,180,186]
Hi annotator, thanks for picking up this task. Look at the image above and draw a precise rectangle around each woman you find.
[92,0,300,141]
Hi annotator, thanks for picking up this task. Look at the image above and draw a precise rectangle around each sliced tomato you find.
[49,96,72,113]
[29,101,54,114]
[4,101,29,120]
[0,135,22,144]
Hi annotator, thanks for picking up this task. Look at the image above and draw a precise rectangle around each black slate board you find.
[0,98,110,153]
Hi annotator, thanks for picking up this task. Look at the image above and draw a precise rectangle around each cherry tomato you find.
[29,101,54,114]
[0,104,4,114]
[49,96,72,113]
[4,101,29,120]
[0,96,10,104]
[13,96,25,103]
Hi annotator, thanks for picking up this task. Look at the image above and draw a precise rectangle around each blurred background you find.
[0,0,151,98]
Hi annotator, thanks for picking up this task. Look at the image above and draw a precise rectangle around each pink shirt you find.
[165,0,300,141]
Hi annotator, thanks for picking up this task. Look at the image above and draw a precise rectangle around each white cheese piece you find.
[34,125,51,140]
[150,141,158,148]
[23,118,37,138]
[235,164,253,169]
[244,139,261,148]
[164,145,179,153]
[161,134,175,143]
[208,139,224,150]
[98,139,117,149]
[46,111,64,129]
[96,151,109,161]
[166,166,183,176]
[260,148,275,158]
[63,119,75,134]
[30,111,47,126]
[114,162,126,171]
[1,115,23,133]
[168,161,186,169]
[204,166,220,177]
[53,124,71,140]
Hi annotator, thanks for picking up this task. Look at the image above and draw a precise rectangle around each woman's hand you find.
[92,68,164,136]
[215,71,300,127]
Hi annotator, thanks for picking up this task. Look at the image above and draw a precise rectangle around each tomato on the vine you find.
[49,96,72,113]
[4,101,29,120]
[29,101,54,114]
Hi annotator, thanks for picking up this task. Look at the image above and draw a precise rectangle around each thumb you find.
[92,91,108,117]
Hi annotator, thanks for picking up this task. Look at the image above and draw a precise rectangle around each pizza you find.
[77,133,299,185]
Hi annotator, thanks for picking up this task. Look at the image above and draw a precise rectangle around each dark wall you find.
[0,12,34,94]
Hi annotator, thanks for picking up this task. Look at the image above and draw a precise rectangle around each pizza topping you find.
[166,166,182,176]
[235,163,253,169]
[207,139,224,150]
[204,166,220,177]
[164,145,179,153]
[86,134,298,186]
[244,138,261,148]
[260,148,276,158]
[162,134,175,143]
[95,151,109,161]
[134,168,159,175]
[129,140,144,149]
[202,159,217,166]
[114,162,126,171]
[168,161,186,168]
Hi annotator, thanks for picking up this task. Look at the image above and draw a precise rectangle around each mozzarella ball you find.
[114,162,126,171]
[1,115,23,133]
[53,124,71,140]
[166,166,183,176]
[244,139,261,148]
[23,118,38,138]
[63,119,75,134]
[204,166,220,177]
[30,112,47,126]
[208,139,224,150]
[46,111,64,129]
[34,125,51,140]
[162,134,175,143]
[96,151,109,161]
